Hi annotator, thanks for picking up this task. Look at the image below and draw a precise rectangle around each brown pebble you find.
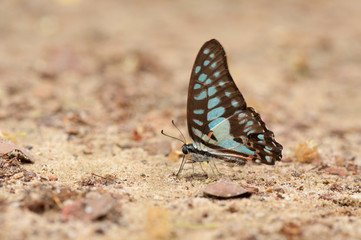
[203,181,251,199]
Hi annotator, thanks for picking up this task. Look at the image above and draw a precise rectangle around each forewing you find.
[187,39,245,143]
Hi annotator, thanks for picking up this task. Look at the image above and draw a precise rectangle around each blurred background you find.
[1,0,360,157]
[1,1,361,239]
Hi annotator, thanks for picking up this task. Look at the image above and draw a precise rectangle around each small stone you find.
[23,171,36,182]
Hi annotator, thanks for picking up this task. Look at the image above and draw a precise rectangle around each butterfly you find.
[163,39,283,176]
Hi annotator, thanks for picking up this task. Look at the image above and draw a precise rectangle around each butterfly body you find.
[175,39,282,175]
[181,143,249,164]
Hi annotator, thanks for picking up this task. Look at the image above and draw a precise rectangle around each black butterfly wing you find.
[187,39,282,164]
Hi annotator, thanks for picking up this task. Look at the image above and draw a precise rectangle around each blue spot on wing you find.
[194,84,201,89]
[198,73,207,82]
[234,145,255,156]
[210,53,215,58]
[232,100,238,107]
[240,119,247,124]
[246,121,253,126]
[204,60,210,66]
[208,117,225,129]
[193,109,204,114]
[195,66,201,74]
[208,86,216,96]
[203,49,210,54]
[247,130,255,134]
[208,97,220,109]
[194,91,206,100]
[265,146,272,151]
[193,119,203,126]
[192,127,202,138]
[238,113,247,119]
[217,139,239,149]
[216,140,255,156]
[214,72,220,77]
[211,62,216,68]
[207,107,225,121]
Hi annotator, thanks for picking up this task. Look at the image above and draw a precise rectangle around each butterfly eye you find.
[181,145,189,154]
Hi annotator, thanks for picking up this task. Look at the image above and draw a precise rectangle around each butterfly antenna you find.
[171,120,187,143]
[161,130,185,144]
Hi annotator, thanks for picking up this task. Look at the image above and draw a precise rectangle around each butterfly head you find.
[181,144,189,154]
[181,143,195,155]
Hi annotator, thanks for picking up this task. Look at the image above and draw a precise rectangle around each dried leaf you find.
[0,137,35,163]
[203,181,251,199]
[61,193,116,222]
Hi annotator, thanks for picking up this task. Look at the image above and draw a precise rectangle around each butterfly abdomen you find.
[185,143,249,165]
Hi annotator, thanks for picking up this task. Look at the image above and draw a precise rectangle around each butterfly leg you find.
[199,162,208,175]
[206,159,218,178]
[176,155,187,177]
[210,158,223,176]
[191,161,196,176]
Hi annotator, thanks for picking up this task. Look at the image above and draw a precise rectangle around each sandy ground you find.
[0,0,361,239]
